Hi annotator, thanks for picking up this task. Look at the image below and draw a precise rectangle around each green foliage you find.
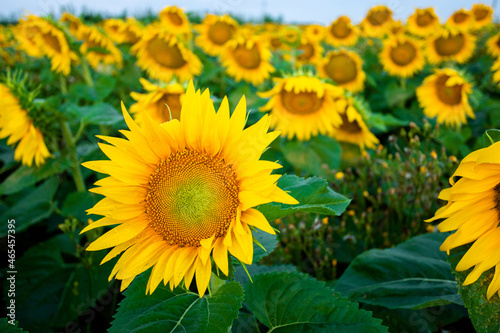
[483,129,500,146]
[110,273,244,333]
[0,318,26,332]
[245,271,388,332]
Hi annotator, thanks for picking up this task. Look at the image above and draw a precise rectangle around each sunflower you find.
[317,49,365,93]
[60,12,86,40]
[82,81,298,296]
[295,35,323,66]
[132,26,202,82]
[446,9,474,31]
[331,96,379,150]
[492,58,500,86]
[13,19,43,58]
[416,68,474,127]
[130,78,185,125]
[194,14,238,56]
[406,8,441,37]
[426,141,500,299]
[471,4,493,30]
[303,24,325,42]
[159,6,191,38]
[220,34,274,85]
[325,16,359,47]
[0,84,51,167]
[379,35,424,78]
[361,5,393,38]
[80,25,123,69]
[389,21,406,36]
[425,28,476,64]
[258,76,344,141]
[102,18,141,45]
[486,32,500,58]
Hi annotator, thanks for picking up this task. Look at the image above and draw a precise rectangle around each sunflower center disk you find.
[331,21,351,38]
[453,13,469,24]
[435,76,462,105]
[325,54,357,84]
[43,33,62,53]
[148,38,187,69]
[233,45,261,69]
[145,150,239,247]
[416,13,434,27]
[434,34,465,56]
[390,42,417,66]
[494,183,500,212]
[297,43,314,61]
[208,22,234,45]
[340,113,362,133]
[281,91,323,115]
[156,93,182,121]
[367,9,390,26]
[474,9,489,20]
[167,12,183,26]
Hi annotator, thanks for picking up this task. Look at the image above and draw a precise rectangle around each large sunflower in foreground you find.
[220,34,274,85]
[425,28,476,65]
[258,76,344,141]
[446,9,474,31]
[159,6,191,38]
[325,16,359,47]
[130,78,185,125]
[195,14,238,56]
[416,68,474,127]
[406,8,441,37]
[82,82,298,296]
[132,26,202,82]
[361,5,393,38]
[426,141,500,299]
[471,4,493,30]
[486,32,500,58]
[380,35,424,78]
[0,83,51,167]
[317,49,365,93]
[80,25,123,69]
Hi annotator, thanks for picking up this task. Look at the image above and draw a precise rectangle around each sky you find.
[1,0,499,25]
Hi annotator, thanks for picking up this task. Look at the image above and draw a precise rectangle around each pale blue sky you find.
[2,0,499,24]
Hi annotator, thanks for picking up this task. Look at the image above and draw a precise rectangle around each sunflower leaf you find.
[257,174,351,221]
[245,271,388,332]
[110,273,244,333]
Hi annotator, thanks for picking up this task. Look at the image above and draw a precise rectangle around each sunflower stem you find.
[209,272,226,295]
[59,76,68,95]
[81,58,94,87]
[60,120,86,193]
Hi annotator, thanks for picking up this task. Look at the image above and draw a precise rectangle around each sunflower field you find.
[1,3,500,332]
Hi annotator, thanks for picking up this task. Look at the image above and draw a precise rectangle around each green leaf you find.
[61,191,98,221]
[483,129,500,146]
[68,83,98,103]
[336,233,462,310]
[231,312,260,333]
[0,177,59,237]
[366,113,409,133]
[252,231,278,262]
[257,175,351,221]
[235,264,296,288]
[62,103,123,126]
[384,82,414,108]
[280,135,342,179]
[448,244,500,333]
[110,273,244,333]
[95,75,116,100]
[245,271,388,332]
[0,318,27,332]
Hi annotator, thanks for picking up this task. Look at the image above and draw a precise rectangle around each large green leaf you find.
[245,271,388,332]
[62,103,123,126]
[448,244,500,333]
[257,175,351,221]
[335,233,463,310]
[110,273,244,333]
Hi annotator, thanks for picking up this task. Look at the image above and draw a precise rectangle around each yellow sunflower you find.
[426,141,500,299]
[60,12,86,40]
[0,84,51,167]
[80,25,123,69]
[331,96,379,150]
[471,4,493,30]
[132,26,202,83]
[492,58,500,86]
[406,8,441,37]
[361,5,393,38]
[425,28,476,64]
[325,16,359,47]
[446,9,474,32]
[194,14,238,56]
[317,49,365,93]
[130,78,185,125]
[303,24,325,42]
[82,81,298,296]
[379,35,425,78]
[416,68,474,127]
[389,21,406,36]
[295,35,323,66]
[13,19,43,58]
[159,6,191,38]
[102,18,141,45]
[220,34,274,85]
[486,32,500,58]
[258,76,344,141]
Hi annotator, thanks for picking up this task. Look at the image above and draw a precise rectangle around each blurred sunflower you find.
[492,58,500,86]
[258,76,344,141]
[295,35,323,66]
[317,49,365,93]
[471,4,493,30]
[82,82,298,296]
[130,78,185,125]
[60,12,86,40]
[389,21,406,36]
[331,96,379,150]
[195,14,238,56]
[416,68,473,127]
[80,25,123,69]
[13,19,43,58]
[0,26,14,63]
[380,35,424,78]
[0,83,51,167]
[132,26,202,82]
[102,18,141,45]
[303,24,325,42]
[159,6,191,38]
[425,28,476,64]
[361,5,393,38]
[220,34,274,85]
[325,16,359,47]
[426,141,500,299]
[446,9,473,31]
[486,32,500,58]
[406,8,440,37]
